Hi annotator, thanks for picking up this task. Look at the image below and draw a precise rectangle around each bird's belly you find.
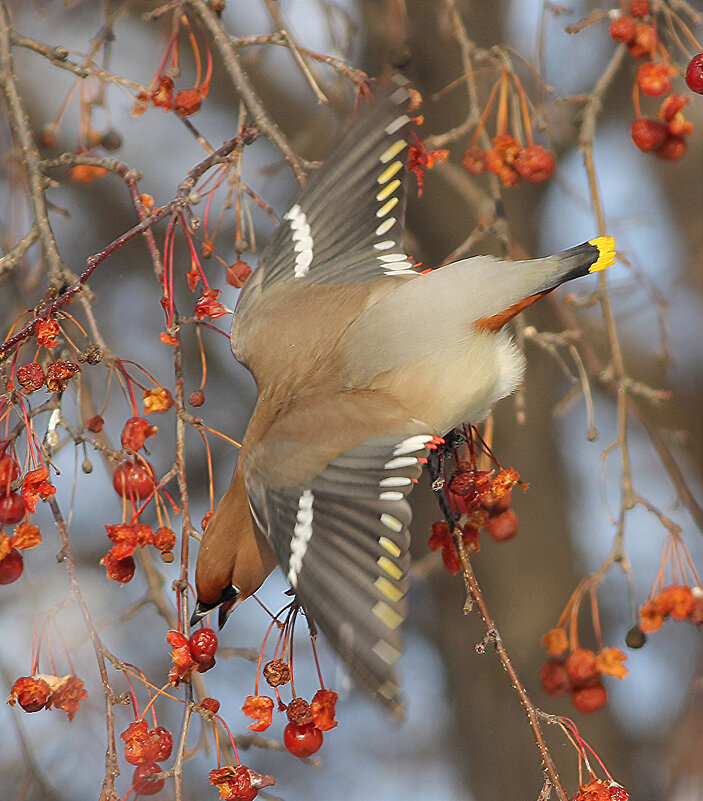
[366,331,525,433]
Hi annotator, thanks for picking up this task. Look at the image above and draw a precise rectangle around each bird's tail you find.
[546,236,616,288]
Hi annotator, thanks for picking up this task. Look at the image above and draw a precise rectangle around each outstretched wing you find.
[241,75,418,305]
[245,429,440,715]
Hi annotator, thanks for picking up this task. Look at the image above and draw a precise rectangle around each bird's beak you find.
[190,584,240,628]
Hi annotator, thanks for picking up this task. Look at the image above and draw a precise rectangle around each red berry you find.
[132,762,165,796]
[9,675,51,712]
[201,697,220,714]
[0,454,19,488]
[628,0,650,17]
[685,53,703,95]
[101,553,136,583]
[655,134,687,161]
[188,628,218,662]
[151,726,173,761]
[486,509,518,541]
[283,722,323,758]
[565,648,599,686]
[515,145,555,183]
[637,62,672,97]
[0,548,24,584]
[631,118,667,152]
[627,22,656,58]
[0,491,25,524]
[608,15,636,44]
[112,461,155,500]
[540,660,572,696]
[188,390,205,407]
[572,682,608,714]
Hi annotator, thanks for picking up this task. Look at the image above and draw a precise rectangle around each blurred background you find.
[0,1,701,799]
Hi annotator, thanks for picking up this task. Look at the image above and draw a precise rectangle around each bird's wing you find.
[240,75,418,302]
[244,421,440,715]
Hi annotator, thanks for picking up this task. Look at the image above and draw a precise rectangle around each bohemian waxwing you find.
[192,75,615,714]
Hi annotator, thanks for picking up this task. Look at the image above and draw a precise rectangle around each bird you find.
[192,75,615,714]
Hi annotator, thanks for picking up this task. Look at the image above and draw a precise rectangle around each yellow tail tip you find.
[587,236,616,273]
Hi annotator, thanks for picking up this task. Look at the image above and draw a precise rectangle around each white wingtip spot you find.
[376,196,399,218]
[374,240,396,250]
[373,639,402,665]
[380,140,407,164]
[377,160,403,185]
[284,204,313,279]
[372,601,403,629]
[379,536,402,558]
[375,218,396,237]
[385,114,410,135]
[380,491,404,502]
[380,476,412,488]
[380,513,403,533]
[375,576,404,603]
[384,456,418,470]
[392,434,433,456]
[377,556,404,580]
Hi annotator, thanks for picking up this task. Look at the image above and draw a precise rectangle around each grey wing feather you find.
[245,432,437,714]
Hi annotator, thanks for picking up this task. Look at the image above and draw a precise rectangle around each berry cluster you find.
[166,627,218,685]
[541,629,628,714]
[606,1,701,160]
[0,453,55,585]
[461,68,555,186]
[8,673,87,720]
[638,583,703,632]
[430,465,521,574]
[242,673,338,759]
[121,720,173,796]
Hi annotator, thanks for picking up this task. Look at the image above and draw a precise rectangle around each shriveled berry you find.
[631,118,667,152]
[286,697,312,725]
[151,726,173,761]
[9,675,51,712]
[100,553,136,583]
[189,628,218,662]
[189,390,205,407]
[628,0,650,17]
[0,492,25,524]
[120,417,157,452]
[283,722,323,758]
[461,144,486,175]
[540,659,572,696]
[113,461,155,500]
[16,362,46,392]
[637,62,673,97]
[572,682,608,714]
[565,648,599,686]
[0,548,24,584]
[45,360,81,392]
[515,145,555,183]
[655,134,687,161]
[485,509,518,541]
[173,88,202,117]
[608,15,636,44]
[200,697,220,714]
[685,53,703,94]
[86,415,104,432]
[153,526,176,553]
[627,22,656,58]
[263,659,291,687]
[132,762,164,796]
[226,259,252,288]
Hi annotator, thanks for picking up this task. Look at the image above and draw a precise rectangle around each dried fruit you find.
[608,15,636,44]
[21,467,55,513]
[226,259,252,288]
[514,145,555,183]
[100,553,136,583]
[51,675,88,721]
[16,362,46,392]
[121,417,158,451]
[143,387,174,414]
[209,765,275,801]
[242,695,274,732]
[461,144,486,174]
[153,526,176,553]
[485,508,518,541]
[35,318,60,348]
[9,675,51,712]
[10,522,41,550]
[173,88,202,117]
[541,627,568,657]
[151,75,175,109]
[655,134,687,161]
[201,697,220,714]
[86,415,104,432]
[540,659,572,696]
[627,23,656,59]
[311,689,338,731]
[263,659,290,687]
[595,648,628,679]
[189,390,205,407]
[572,682,608,714]
[194,288,229,320]
[637,62,673,97]
[286,697,312,726]
[46,360,81,392]
[628,0,650,18]
[565,648,599,686]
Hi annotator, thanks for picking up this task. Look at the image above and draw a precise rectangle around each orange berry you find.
[572,682,608,714]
